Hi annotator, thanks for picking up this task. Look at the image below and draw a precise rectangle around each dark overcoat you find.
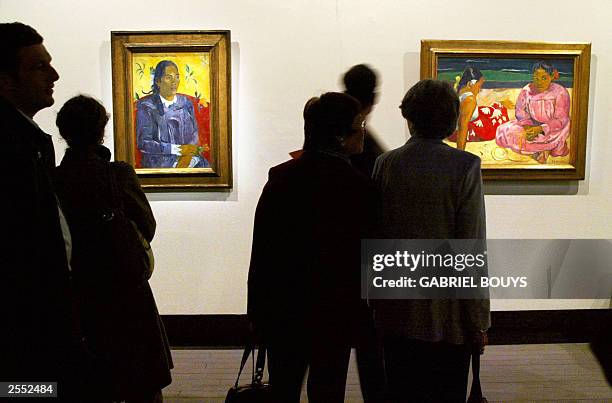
[53,145,172,399]
[0,97,79,385]
[248,150,377,340]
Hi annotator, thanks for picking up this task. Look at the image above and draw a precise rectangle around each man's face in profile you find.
[8,44,59,117]
[157,65,180,101]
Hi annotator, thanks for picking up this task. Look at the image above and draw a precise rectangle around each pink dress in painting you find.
[495,82,570,156]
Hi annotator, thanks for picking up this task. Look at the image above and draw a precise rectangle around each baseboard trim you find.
[161,309,610,348]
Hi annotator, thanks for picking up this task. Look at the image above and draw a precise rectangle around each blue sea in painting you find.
[438,57,574,89]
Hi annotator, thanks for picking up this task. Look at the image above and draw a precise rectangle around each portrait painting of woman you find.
[111,31,233,189]
[132,54,212,169]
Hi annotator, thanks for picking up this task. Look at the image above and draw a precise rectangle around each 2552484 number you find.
[1,382,57,397]
[9,384,53,394]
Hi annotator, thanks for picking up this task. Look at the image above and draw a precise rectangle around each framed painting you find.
[421,40,590,180]
[111,31,232,189]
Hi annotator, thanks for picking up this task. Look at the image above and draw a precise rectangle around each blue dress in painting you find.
[136,93,209,168]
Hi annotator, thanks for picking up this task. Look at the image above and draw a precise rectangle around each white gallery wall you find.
[2,0,610,314]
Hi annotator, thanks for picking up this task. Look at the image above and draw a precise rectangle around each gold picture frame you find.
[111,30,232,190]
[421,40,590,180]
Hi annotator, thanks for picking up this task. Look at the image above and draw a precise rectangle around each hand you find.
[176,155,192,168]
[524,125,543,141]
[179,144,200,156]
[471,330,488,355]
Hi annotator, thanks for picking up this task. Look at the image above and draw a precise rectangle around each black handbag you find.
[467,350,488,403]
[225,345,271,403]
[106,163,154,284]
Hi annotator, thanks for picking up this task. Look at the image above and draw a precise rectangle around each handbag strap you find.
[254,346,266,383]
[234,345,266,388]
[107,163,124,212]
[234,345,253,388]
[469,350,483,400]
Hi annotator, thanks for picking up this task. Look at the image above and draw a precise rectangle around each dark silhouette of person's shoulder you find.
[349,159,377,191]
[442,144,482,175]
[374,144,407,169]
[111,160,140,184]
[384,139,479,167]
[267,153,373,194]
[268,157,301,181]
[112,160,135,172]
[377,144,402,160]
[439,141,480,164]
[267,153,339,179]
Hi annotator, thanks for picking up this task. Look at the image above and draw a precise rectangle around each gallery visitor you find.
[54,95,173,402]
[248,92,378,402]
[372,79,490,402]
[0,22,88,399]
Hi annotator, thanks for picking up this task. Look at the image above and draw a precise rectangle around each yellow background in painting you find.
[131,53,210,103]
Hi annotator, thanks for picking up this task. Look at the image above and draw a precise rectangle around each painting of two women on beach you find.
[438,57,574,167]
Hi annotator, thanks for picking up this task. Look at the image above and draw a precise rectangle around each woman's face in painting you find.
[157,65,180,100]
[532,68,553,93]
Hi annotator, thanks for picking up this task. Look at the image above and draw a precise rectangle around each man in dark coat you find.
[248,93,378,402]
[0,22,86,399]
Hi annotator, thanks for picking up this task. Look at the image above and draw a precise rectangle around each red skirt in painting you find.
[447,102,510,142]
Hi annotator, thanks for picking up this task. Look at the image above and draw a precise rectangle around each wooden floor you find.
[162,343,611,402]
